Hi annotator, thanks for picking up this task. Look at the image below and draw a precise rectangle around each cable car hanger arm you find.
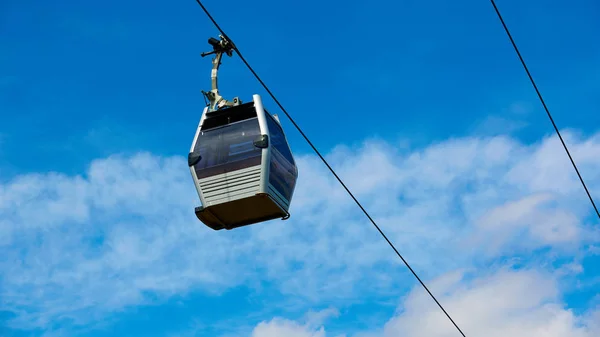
[201,35,241,111]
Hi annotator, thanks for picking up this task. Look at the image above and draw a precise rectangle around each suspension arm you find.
[201,35,241,111]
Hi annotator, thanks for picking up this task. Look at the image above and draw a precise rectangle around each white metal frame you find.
[189,94,297,212]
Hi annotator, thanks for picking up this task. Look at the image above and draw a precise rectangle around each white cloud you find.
[250,308,342,337]
[252,268,600,337]
[465,192,587,256]
[252,318,327,337]
[304,308,340,329]
[472,115,528,136]
[384,268,572,337]
[1,131,600,331]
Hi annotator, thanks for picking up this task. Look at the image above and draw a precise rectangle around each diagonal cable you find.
[192,0,468,336]
[490,0,600,219]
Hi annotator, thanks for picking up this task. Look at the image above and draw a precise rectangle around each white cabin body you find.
[188,94,298,230]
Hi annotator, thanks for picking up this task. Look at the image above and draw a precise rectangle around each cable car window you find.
[221,120,262,162]
[193,128,221,171]
[265,115,295,165]
[266,114,297,201]
[193,117,262,179]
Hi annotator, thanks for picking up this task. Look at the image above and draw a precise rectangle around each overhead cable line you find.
[490,0,600,220]
[192,1,468,336]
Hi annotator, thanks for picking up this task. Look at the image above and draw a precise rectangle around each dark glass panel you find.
[193,117,262,179]
[265,114,297,201]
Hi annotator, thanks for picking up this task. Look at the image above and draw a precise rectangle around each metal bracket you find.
[253,134,269,148]
[201,35,242,111]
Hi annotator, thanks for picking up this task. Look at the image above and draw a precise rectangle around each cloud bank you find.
[1,130,599,334]
[252,267,600,337]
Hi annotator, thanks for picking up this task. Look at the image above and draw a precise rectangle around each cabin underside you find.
[195,193,288,230]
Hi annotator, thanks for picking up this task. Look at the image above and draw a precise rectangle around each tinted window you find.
[269,149,297,202]
[266,114,297,201]
[193,117,262,179]
[265,115,295,165]
[200,102,257,131]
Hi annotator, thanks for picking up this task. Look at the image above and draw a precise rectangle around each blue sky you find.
[1,0,600,336]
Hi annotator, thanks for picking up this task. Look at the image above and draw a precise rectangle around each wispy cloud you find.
[253,267,600,337]
[1,130,599,333]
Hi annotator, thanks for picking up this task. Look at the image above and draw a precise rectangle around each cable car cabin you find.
[188,94,298,230]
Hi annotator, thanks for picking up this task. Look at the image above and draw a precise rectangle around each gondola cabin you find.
[188,94,298,230]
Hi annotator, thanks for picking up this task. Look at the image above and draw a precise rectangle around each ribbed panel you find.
[199,166,262,207]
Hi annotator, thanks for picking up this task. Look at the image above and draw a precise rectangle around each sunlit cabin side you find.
[188,94,298,230]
